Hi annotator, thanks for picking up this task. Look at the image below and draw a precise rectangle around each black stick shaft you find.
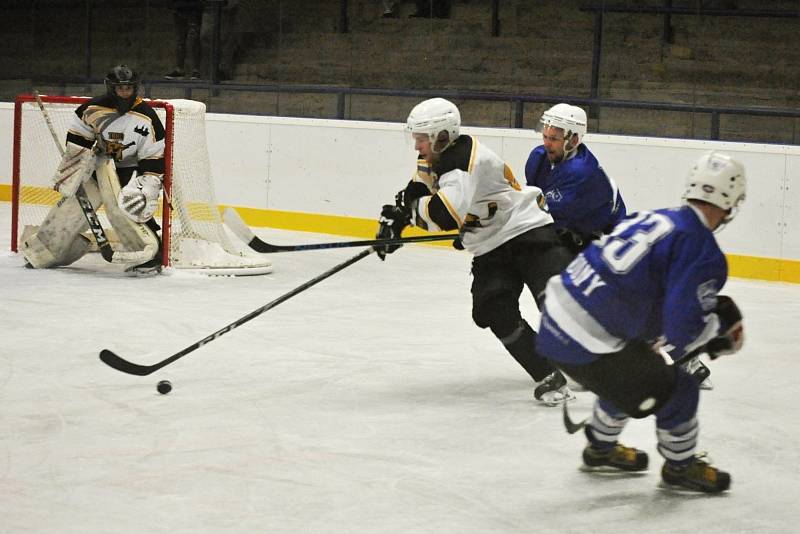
[99,248,375,375]
[249,233,458,253]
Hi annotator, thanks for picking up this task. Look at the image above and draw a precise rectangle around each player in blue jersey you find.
[525,103,626,254]
[535,152,746,493]
[529,104,713,389]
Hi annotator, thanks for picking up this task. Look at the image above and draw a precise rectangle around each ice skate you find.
[534,370,575,406]
[582,443,649,472]
[661,454,731,493]
[125,256,162,276]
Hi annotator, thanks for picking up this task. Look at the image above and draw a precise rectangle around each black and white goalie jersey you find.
[66,94,165,180]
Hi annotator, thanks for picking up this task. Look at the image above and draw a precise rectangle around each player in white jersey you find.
[20,65,165,274]
[375,98,575,405]
[535,152,746,493]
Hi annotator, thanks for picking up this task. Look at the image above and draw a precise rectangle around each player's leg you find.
[95,161,161,273]
[557,340,678,472]
[580,398,649,472]
[655,368,730,492]
[511,226,578,401]
[19,179,102,268]
[471,243,571,404]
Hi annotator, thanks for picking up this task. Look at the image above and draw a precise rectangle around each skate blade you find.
[656,480,729,495]
[580,465,649,476]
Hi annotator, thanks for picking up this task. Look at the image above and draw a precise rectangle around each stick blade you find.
[99,349,157,376]
[562,400,588,435]
[222,207,280,253]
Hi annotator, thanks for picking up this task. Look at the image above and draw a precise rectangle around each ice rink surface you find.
[1,203,799,534]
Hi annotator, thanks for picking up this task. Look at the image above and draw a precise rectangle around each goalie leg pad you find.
[21,225,93,268]
[19,180,103,268]
[96,161,160,263]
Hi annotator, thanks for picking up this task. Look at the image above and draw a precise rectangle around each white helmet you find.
[406,98,460,153]
[538,103,587,151]
[684,151,746,224]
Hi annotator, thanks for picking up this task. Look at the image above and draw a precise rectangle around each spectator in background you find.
[166,0,203,80]
[381,1,399,18]
[411,0,451,18]
[201,0,240,81]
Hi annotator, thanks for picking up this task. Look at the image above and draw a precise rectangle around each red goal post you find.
[11,94,271,275]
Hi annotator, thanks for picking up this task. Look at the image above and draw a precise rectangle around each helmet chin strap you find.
[563,130,580,155]
[431,131,455,154]
[713,207,736,234]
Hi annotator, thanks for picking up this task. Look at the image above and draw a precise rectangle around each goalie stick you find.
[33,91,114,263]
[223,207,458,253]
[99,247,375,375]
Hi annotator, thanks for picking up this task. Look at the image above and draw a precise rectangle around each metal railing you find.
[6,1,799,144]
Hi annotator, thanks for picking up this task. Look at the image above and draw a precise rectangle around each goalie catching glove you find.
[118,174,162,223]
[52,144,97,197]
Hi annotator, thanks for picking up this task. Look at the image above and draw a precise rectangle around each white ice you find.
[1,201,799,534]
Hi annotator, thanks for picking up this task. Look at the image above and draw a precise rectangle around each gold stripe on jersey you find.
[467,136,478,174]
[431,191,462,228]
[82,105,119,133]
[503,163,522,191]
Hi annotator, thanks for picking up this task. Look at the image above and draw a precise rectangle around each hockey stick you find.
[99,247,375,375]
[33,91,115,263]
[562,399,587,434]
[223,207,458,253]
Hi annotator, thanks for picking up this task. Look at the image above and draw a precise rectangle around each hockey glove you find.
[705,295,744,359]
[374,204,412,260]
[118,174,162,223]
[52,144,96,197]
[395,180,431,210]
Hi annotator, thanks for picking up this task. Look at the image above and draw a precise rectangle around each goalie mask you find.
[684,151,746,228]
[104,64,140,115]
[537,103,587,155]
[406,98,461,154]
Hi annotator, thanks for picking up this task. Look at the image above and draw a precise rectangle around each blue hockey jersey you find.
[536,205,728,365]
[525,144,625,237]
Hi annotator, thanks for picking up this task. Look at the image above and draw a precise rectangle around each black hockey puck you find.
[157,380,172,395]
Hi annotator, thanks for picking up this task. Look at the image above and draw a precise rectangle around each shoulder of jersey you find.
[75,94,116,116]
[434,135,474,176]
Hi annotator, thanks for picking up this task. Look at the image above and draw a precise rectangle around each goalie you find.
[21,64,166,275]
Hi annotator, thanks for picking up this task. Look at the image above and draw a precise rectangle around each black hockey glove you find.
[705,295,744,359]
[374,204,412,260]
[395,181,431,210]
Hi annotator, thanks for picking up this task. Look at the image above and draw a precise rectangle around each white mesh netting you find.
[12,96,271,275]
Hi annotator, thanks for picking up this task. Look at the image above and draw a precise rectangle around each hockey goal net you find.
[11,95,271,275]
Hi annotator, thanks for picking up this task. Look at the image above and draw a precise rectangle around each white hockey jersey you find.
[412,135,554,256]
[66,94,165,179]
